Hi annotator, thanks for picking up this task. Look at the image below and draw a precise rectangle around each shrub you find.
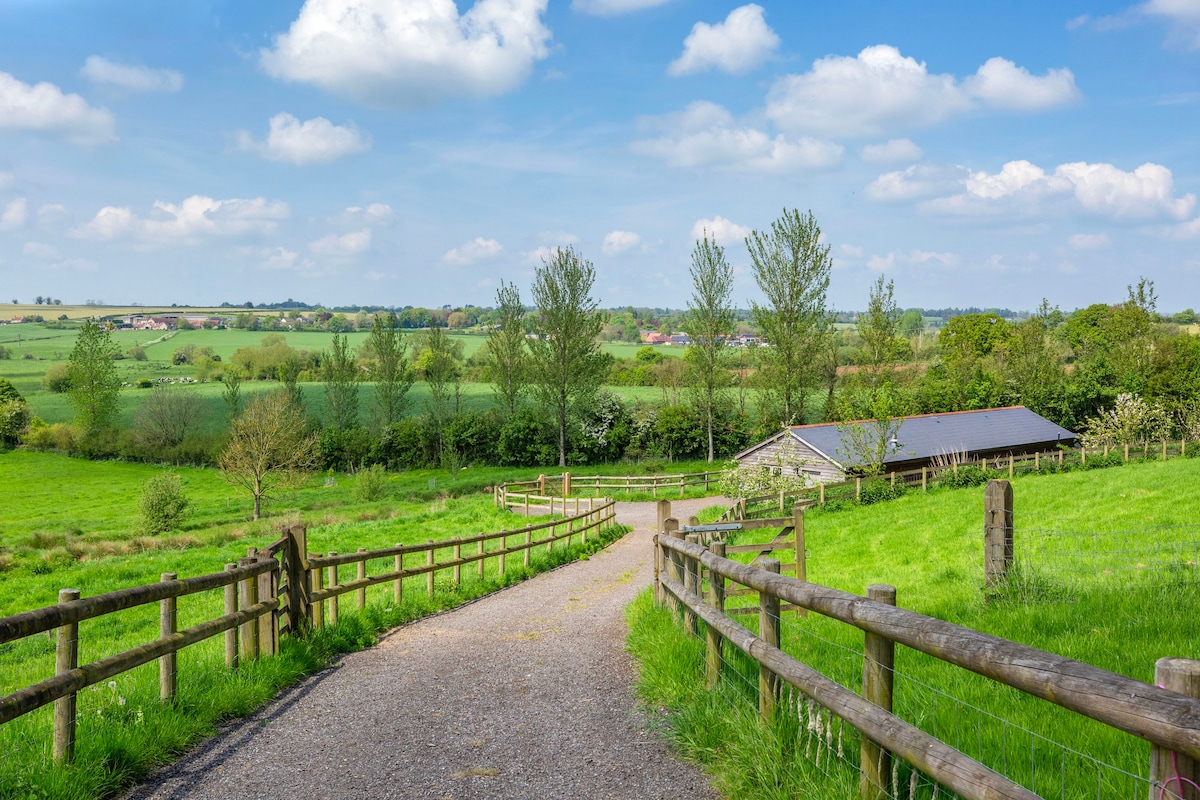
[857,479,906,505]
[128,344,147,361]
[317,426,373,472]
[353,464,389,502]
[0,344,11,359]
[0,399,31,448]
[25,421,76,452]
[496,407,557,467]
[42,363,71,393]
[939,464,990,489]
[443,409,501,466]
[138,473,192,535]
[136,377,153,388]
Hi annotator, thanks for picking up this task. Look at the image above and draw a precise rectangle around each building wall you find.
[737,435,845,484]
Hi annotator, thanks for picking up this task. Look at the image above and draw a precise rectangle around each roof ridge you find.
[789,405,1027,430]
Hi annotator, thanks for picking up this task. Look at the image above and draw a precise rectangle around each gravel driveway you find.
[123,498,723,800]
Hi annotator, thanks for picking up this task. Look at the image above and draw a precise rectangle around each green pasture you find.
[629,458,1200,798]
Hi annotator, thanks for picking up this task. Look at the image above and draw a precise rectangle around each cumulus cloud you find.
[443,236,503,264]
[36,204,71,230]
[602,230,641,255]
[80,56,183,92]
[925,159,1195,219]
[261,0,551,108]
[1,198,28,231]
[668,4,779,76]
[1068,232,1111,249]
[72,196,289,242]
[691,215,750,246]
[860,138,923,164]
[867,249,958,271]
[310,228,372,256]
[572,0,670,14]
[765,45,1078,138]
[0,72,115,144]
[262,247,301,270]
[864,163,964,202]
[632,101,843,172]
[237,113,370,166]
[524,244,565,264]
[1140,0,1200,47]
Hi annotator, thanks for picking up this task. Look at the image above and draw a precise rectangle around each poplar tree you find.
[684,232,735,462]
[857,275,900,401]
[748,208,832,427]
[67,319,120,436]
[486,280,529,415]
[528,246,605,467]
[322,333,360,430]
[365,312,414,430]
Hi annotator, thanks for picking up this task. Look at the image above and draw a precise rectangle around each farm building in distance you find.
[733,406,1077,484]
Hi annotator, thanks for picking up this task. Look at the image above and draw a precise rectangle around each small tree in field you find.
[67,319,120,436]
[219,391,318,520]
[138,472,192,534]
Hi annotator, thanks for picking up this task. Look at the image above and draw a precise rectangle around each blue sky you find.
[1,0,1199,312]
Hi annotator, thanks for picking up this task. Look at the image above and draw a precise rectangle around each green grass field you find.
[628,458,1200,799]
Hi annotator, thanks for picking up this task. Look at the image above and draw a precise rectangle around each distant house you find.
[668,333,691,346]
[734,406,1077,484]
[642,331,669,345]
[9,316,25,324]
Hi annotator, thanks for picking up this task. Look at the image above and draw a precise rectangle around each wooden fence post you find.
[478,537,485,578]
[819,484,825,505]
[1124,442,1129,462]
[53,588,80,763]
[921,467,927,492]
[758,558,781,723]
[984,480,1014,589]
[684,534,700,636]
[257,557,276,656]
[394,545,403,605]
[657,499,672,536]
[856,477,862,503]
[537,473,545,494]
[238,556,260,660]
[281,526,308,641]
[861,584,897,800]
[793,505,807,618]
[452,541,462,587]
[327,552,339,626]
[524,530,532,568]
[426,542,436,597]
[224,564,238,667]
[1150,658,1200,800]
[664,518,681,616]
[564,471,572,496]
[653,534,663,606]
[160,572,177,702]
[311,556,325,628]
[706,542,726,690]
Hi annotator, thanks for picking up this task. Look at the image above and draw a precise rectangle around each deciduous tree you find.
[528,246,605,467]
[67,319,120,436]
[486,280,529,415]
[857,275,900,400]
[322,333,360,430]
[219,391,318,520]
[365,312,414,430]
[685,232,735,462]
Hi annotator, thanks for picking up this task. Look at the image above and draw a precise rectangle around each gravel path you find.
[123,498,725,800]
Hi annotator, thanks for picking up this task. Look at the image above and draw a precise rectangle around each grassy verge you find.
[1,516,629,800]
[629,458,1200,798]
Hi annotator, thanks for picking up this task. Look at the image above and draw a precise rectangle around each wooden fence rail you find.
[495,490,608,517]
[654,531,1200,799]
[496,470,724,506]
[0,501,618,764]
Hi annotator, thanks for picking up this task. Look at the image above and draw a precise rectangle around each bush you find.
[136,377,153,388]
[138,473,192,535]
[42,363,71,393]
[0,398,31,448]
[24,421,76,452]
[857,479,906,505]
[496,407,557,467]
[128,345,147,361]
[353,464,389,502]
[317,426,373,471]
[370,419,436,470]
[0,344,11,359]
[939,464,990,489]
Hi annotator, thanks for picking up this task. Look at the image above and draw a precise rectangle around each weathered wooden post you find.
[758,558,781,723]
[819,484,825,505]
[53,588,80,763]
[657,499,672,536]
[706,542,726,690]
[327,552,339,625]
[311,556,325,628]
[1124,442,1129,462]
[354,548,367,610]
[160,572,178,701]
[394,544,403,605]
[683,533,700,636]
[537,473,545,495]
[281,525,310,639]
[564,471,572,497]
[921,467,927,492]
[478,537,486,578]
[653,533,663,606]
[224,564,239,667]
[1034,451,1040,471]
[984,480,1014,589]
[453,540,462,587]
[238,556,260,660]
[1150,658,1200,800]
[524,529,532,568]
[861,584,897,800]
[664,517,681,615]
[855,477,862,503]
[426,542,436,597]
[793,505,807,618]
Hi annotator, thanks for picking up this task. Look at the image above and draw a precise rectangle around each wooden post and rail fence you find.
[0,500,617,764]
[655,491,1200,800]
[495,470,725,510]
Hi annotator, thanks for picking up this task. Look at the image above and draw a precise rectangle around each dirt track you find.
[123,498,723,800]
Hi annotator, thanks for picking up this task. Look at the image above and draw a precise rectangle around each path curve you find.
[123,498,726,800]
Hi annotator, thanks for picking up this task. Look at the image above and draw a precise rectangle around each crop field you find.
[629,458,1200,798]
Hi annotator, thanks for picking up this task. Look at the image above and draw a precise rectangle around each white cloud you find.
[602,230,641,255]
[263,247,300,270]
[668,4,779,77]
[524,245,564,264]
[963,57,1080,111]
[261,0,551,108]
[37,204,70,230]
[237,113,370,165]
[572,0,670,14]
[865,163,963,202]
[310,228,371,256]
[1140,0,1200,47]
[341,203,395,226]
[1,198,28,231]
[867,249,958,271]
[0,72,115,144]
[1068,233,1111,249]
[22,241,59,259]
[632,101,843,172]
[839,243,864,258]
[72,196,290,242]
[860,138,923,164]
[765,45,1078,138]
[925,159,1196,219]
[443,236,503,264]
[691,215,750,246]
[80,56,183,93]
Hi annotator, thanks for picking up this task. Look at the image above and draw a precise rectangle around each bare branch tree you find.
[219,391,318,520]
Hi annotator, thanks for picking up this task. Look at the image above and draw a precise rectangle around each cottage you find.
[641,331,669,344]
[734,406,1077,484]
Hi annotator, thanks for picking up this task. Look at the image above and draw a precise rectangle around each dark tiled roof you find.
[789,406,1076,467]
